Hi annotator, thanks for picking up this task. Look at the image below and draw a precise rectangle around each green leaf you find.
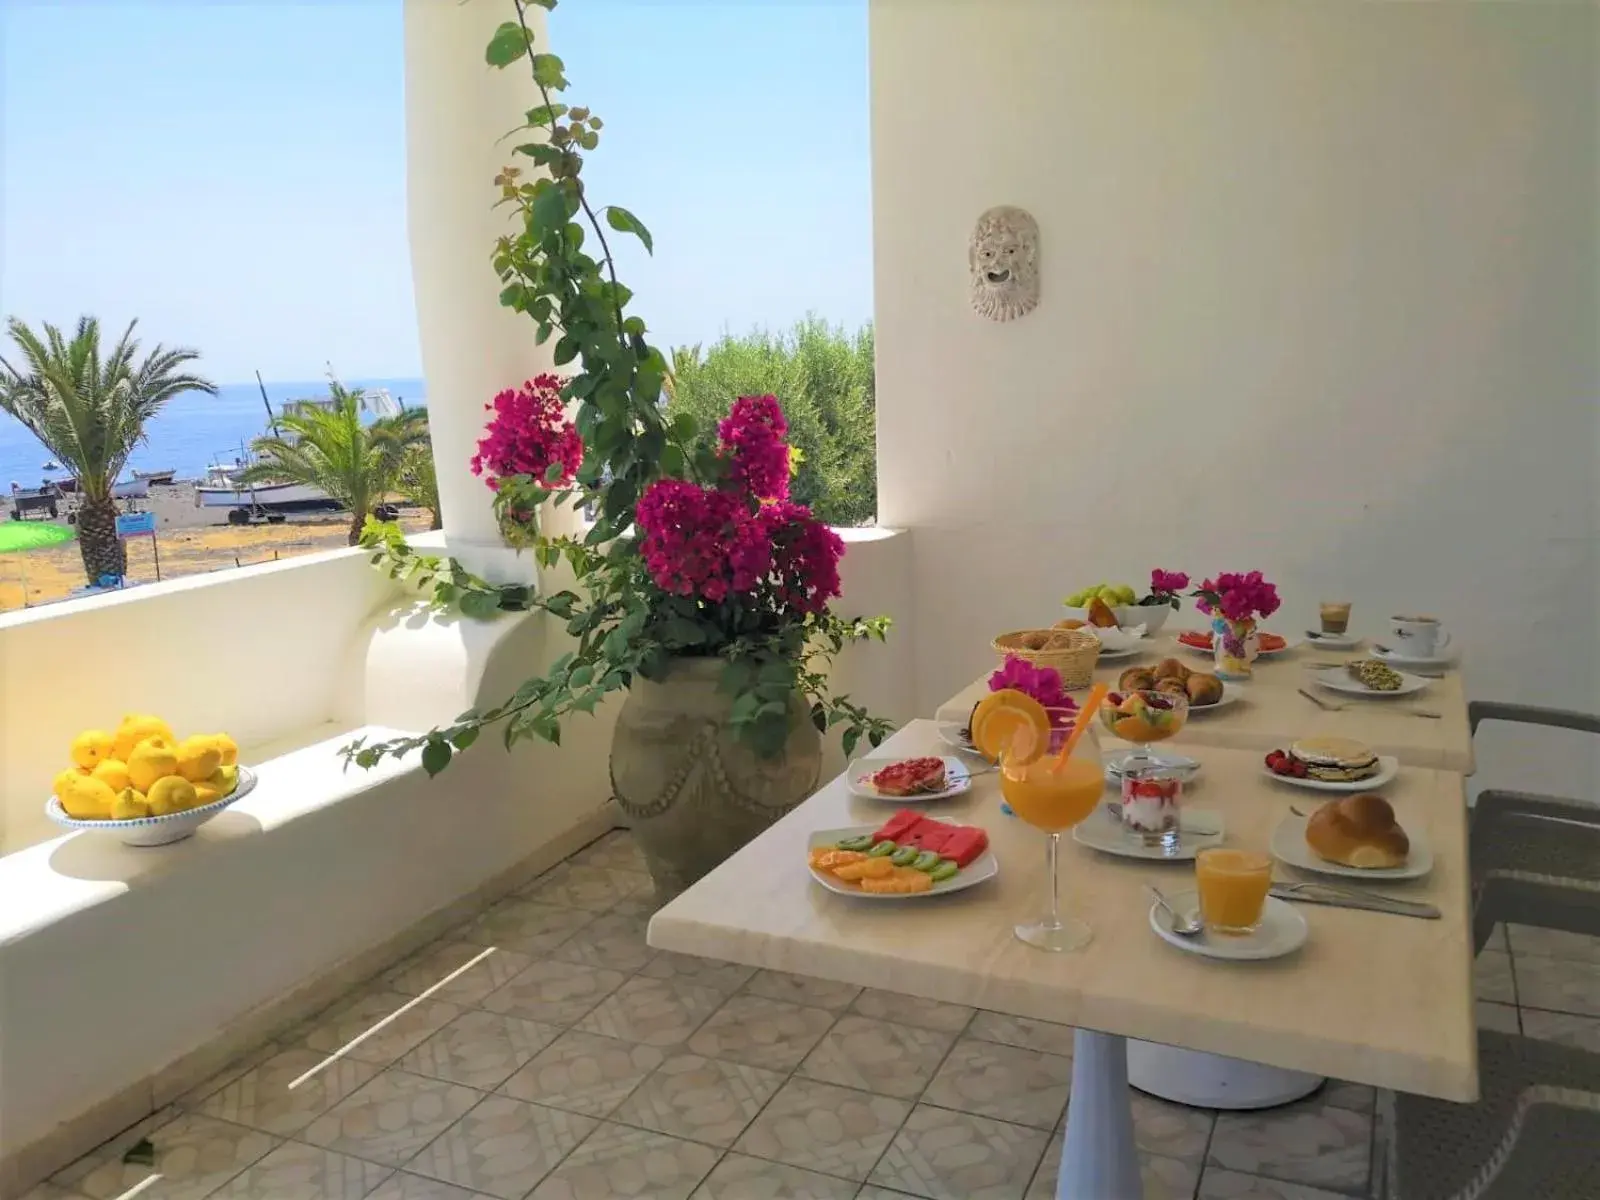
[525,103,568,127]
[605,206,654,254]
[759,660,794,687]
[730,692,762,724]
[531,53,567,89]
[670,411,698,441]
[661,617,707,646]
[485,21,528,67]
[553,336,578,366]
[660,444,685,477]
[450,727,480,751]
[569,663,594,687]
[460,590,501,620]
[122,1139,155,1168]
[421,739,453,777]
[842,728,861,757]
[532,184,569,235]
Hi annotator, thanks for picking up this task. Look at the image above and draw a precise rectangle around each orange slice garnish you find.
[971,688,1051,763]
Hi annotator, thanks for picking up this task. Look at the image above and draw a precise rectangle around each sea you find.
[0,377,428,490]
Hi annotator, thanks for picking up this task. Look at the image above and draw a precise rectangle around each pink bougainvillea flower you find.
[471,374,583,491]
[717,393,790,502]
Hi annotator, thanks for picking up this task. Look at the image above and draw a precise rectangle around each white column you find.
[404,0,565,583]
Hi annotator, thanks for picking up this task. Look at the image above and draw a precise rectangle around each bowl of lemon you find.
[47,714,254,847]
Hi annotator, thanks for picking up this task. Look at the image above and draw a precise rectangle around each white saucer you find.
[1074,807,1224,861]
[1305,631,1363,651]
[936,722,983,756]
[847,756,972,802]
[1150,890,1309,960]
[1095,642,1150,661]
[1269,812,1433,881]
[1262,755,1400,793]
[1371,644,1456,668]
[1312,667,1431,698]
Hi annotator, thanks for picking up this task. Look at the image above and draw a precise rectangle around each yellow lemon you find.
[114,714,175,763]
[111,787,151,820]
[59,775,117,819]
[147,776,198,816]
[209,764,240,797]
[70,730,116,771]
[53,767,89,798]
[127,736,180,793]
[91,758,132,793]
[193,779,224,806]
[203,733,239,767]
[175,736,222,784]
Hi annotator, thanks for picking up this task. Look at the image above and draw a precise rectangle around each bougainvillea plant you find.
[472,373,583,542]
[1192,571,1281,622]
[1141,569,1190,609]
[345,0,891,776]
[988,654,1076,724]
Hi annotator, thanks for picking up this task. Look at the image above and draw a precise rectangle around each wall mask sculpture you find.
[968,205,1040,322]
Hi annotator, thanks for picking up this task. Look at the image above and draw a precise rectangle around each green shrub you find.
[663,316,876,527]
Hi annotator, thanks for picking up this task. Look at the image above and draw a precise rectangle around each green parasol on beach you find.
[0,521,75,608]
[0,521,75,554]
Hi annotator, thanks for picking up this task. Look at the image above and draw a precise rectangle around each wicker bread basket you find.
[992,628,1102,691]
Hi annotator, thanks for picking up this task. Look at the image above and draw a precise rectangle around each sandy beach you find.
[1,481,434,611]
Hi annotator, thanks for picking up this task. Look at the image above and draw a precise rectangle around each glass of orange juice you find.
[999,709,1103,952]
[1195,848,1273,935]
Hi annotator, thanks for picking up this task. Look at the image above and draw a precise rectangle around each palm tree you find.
[0,316,216,582]
[240,381,427,544]
[397,433,442,531]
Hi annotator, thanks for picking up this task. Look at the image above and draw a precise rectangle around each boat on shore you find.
[132,468,177,485]
[40,476,148,499]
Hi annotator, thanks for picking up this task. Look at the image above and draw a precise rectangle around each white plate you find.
[1312,667,1431,698]
[1095,642,1150,661]
[807,825,997,899]
[47,766,258,847]
[1174,633,1299,658]
[936,721,983,756]
[1262,754,1400,792]
[1269,812,1433,881]
[1370,644,1456,668]
[1185,682,1243,715]
[1103,750,1201,783]
[1304,631,1363,651]
[1150,890,1309,960]
[847,756,972,802]
[1074,807,1225,861]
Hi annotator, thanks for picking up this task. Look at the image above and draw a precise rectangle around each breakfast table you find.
[936,633,1475,1108]
[936,636,1474,773]
[647,716,1478,1199]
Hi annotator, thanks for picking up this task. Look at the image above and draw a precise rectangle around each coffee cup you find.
[1319,601,1352,635]
[1389,614,1451,657]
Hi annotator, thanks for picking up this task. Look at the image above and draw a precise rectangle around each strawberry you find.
[1290,760,1308,778]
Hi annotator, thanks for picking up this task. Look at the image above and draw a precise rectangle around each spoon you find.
[1147,885,1204,937]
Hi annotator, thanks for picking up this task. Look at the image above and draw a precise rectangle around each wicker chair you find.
[1378,1029,1600,1199]
[1467,701,1600,953]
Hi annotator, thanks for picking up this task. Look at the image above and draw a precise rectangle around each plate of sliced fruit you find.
[1176,629,1297,657]
[807,810,997,899]
[847,756,973,802]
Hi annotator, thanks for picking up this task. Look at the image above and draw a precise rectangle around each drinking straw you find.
[1052,682,1109,770]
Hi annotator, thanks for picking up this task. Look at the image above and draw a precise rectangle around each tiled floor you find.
[33,830,1600,1200]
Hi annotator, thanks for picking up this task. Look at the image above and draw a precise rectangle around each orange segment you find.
[971,688,1051,763]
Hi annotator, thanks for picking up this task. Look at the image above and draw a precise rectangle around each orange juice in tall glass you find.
[1195,848,1273,935]
[1000,710,1101,952]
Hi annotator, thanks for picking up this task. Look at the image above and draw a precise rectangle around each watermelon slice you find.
[873,809,927,845]
[902,823,954,853]
[939,826,989,868]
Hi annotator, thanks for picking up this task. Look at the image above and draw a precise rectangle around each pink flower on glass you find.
[988,654,1076,716]
[1149,569,1189,595]
[1194,570,1280,622]
[471,374,583,492]
[717,394,790,501]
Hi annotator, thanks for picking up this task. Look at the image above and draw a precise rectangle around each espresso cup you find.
[1389,614,1450,657]
[1319,601,1352,635]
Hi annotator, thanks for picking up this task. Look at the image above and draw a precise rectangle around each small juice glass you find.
[999,710,1102,952]
[1195,848,1273,935]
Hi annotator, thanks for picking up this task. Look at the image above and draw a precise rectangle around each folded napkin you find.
[1087,624,1148,651]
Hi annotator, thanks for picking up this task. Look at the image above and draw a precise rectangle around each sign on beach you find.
[115,511,157,537]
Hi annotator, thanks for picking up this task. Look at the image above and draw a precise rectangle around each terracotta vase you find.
[609,657,822,901]
[1212,615,1259,680]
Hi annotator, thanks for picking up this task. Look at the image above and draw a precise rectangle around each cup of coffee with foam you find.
[1319,601,1352,636]
[1389,614,1451,657]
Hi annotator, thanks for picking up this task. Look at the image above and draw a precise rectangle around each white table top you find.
[937,635,1474,773]
[649,719,1478,1102]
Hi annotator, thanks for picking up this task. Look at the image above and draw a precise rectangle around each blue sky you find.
[0,1,871,385]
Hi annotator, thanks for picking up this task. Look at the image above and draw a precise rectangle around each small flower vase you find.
[1212,615,1259,680]
[498,507,539,549]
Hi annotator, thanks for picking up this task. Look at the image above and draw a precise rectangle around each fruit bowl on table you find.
[1061,604,1173,637]
[47,766,258,847]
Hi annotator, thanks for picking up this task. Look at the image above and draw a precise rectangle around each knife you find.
[1270,884,1440,920]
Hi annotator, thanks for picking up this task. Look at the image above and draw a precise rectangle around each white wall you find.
[871,0,1599,795]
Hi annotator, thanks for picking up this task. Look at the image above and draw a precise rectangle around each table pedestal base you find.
[1127,1041,1324,1110]
[1059,1030,1143,1199]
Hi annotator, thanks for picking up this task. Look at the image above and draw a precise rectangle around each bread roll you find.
[1155,677,1188,698]
[1185,672,1223,706]
[1118,667,1156,691]
[1019,630,1050,650]
[1153,656,1190,683]
[1304,794,1410,869]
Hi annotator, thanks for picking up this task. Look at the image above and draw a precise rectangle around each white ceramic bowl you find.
[1060,604,1173,637]
[47,766,257,847]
